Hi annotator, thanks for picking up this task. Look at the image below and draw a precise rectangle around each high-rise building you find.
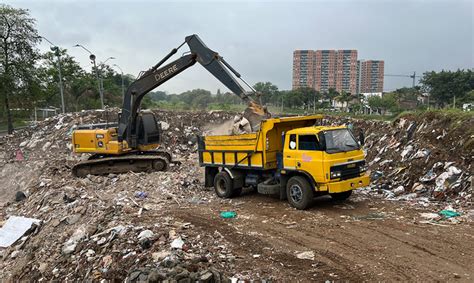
[314,50,337,93]
[358,60,384,93]
[292,50,315,89]
[292,49,358,94]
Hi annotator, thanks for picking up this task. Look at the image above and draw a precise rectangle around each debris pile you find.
[338,112,473,207]
[0,109,239,281]
[0,109,472,281]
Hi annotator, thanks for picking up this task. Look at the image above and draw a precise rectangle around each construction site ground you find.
[167,183,474,281]
[0,109,472,282]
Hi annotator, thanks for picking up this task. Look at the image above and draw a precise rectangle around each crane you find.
[384,71,421,88]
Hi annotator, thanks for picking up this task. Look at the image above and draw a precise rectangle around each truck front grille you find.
[330,160,365,180]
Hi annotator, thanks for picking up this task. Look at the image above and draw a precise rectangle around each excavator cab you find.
[136,111,161,148]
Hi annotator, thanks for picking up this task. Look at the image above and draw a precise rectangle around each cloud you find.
[6,0,473,93]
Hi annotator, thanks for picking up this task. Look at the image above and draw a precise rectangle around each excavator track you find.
[72,151,172,177]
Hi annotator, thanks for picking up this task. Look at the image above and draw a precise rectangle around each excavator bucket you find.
[243,101,270,131]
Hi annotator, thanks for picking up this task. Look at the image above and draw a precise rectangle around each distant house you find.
[399,98,418,110]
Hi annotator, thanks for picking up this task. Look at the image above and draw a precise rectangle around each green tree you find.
[368,93,398,115]
[253,82,279,105]
[420,69,473,108]
[283,89,304,109]
[37,48,86,110]
[461,90,474,105]
[149,91,168,101]
[298,87,320,111]
[178,89,212,109]
[1,4,40,133]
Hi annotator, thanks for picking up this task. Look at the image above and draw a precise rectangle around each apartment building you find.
[358,60,385,93]
[292,49,358,94]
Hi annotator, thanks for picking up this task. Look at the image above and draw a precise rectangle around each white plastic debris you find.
[419,212,439,220]
[42,141,52,151]
[435,166,462,191]
[396,193,417,201]
[447,166,461,175]
[296,251,315,260]
[420,170,437,182]
[393,186,405,196]
[137,229,154,241]
[0,216,41,248]
[411,149,430,159]
[54,116,65,130]
[170,237,184,249]
[400,145,413,161]
[379,159,393,166]
[160,121,170,131]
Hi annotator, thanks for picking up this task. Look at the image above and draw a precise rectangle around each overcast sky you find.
[5,0,474,93]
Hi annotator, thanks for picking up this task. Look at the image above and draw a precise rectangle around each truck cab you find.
[198,115,370,210]
[282,126,369,209]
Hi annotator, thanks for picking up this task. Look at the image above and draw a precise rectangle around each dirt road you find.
[169,190,473,281]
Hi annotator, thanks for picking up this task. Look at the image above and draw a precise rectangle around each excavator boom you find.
[119,34,267,148]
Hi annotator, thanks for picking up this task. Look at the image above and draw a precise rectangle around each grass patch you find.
[0,120,30,132]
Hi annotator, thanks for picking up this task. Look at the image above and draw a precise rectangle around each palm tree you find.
[335,91,352,112]
[326,88,339,107]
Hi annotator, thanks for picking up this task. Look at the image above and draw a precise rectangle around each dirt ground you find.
[167,185,474,282]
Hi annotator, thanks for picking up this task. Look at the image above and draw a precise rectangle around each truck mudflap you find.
[319,173,370,194]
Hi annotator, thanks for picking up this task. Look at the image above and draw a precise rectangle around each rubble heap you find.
[335,111,473,207]
[0,109,237,281]
[0,109,472,281]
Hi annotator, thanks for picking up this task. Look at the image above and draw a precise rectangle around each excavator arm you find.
[118,34,266,147]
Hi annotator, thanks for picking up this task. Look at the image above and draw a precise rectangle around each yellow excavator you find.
[71,34,268,177]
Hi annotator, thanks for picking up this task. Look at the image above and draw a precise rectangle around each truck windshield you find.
[322,128,359,153]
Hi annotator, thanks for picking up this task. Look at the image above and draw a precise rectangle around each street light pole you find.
[113,64,125,97]
[56,50,65,113]
[40,36,65,113]
[97,57,115,107]
[73,44,105,109]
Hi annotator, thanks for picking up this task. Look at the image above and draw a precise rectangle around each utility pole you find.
[52,46,65,113]
[91,57,104,109]
[98,57,116,107]
[313,94,315,113]
[410,71,416,88]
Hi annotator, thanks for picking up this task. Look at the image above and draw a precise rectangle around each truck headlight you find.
[360,165,368,172]
[330,171,342,179]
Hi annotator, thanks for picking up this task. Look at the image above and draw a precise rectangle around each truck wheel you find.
[286,176,313,210]
[257,183,280,195]
[330,190,352,201]
[214,171,234,198]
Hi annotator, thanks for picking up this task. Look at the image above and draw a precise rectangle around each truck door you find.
[295,134,325,182]
[283,134,297,169]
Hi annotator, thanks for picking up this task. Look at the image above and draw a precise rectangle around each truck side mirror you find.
[359,131,365,146]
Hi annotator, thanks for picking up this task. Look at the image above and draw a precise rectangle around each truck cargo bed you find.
[198,115,323,170]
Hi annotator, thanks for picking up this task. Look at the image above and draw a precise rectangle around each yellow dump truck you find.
[197,115,370,209]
